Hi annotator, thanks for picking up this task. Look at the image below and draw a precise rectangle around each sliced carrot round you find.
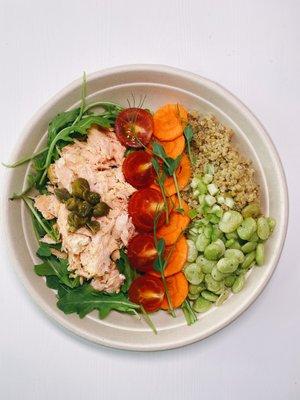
[149,236,188,278]
[157,207,190,246]
[160,272,189,309]
[147,136,185,159]
[153,104,188,141]
[151,153,191,197]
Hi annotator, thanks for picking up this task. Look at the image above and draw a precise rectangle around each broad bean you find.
[216,289,230,306]
[219,210,243,233]
[211,266,227,281]
[224,249,245,264]
[187,239,198,263]
[201,290,219,302]
[224,275,236,287]
[257,217,270,240]
[217,257,239,274]
[184,263,204,285]
[204,241,224,261]
[232,274,245,293]
[256,243,264,266]
[241,203,261,218]
[241,251,256,270]
[237,217,257,241]
[196,256,216,274]
[205,274,225,293]
[193,297,212,313]
[241,241,257,253]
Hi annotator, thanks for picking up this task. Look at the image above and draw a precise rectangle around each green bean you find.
[219,210,243,233]
[241,251,256,270]
[184,263,204,285]
[232,274,245,293]
[224,249,245,264]
[256,243,264,266]
[267,217,276,234]
[192,297,212,313]
[204,241,224,261]
[224,275,236,287]
[257,217,270,240]
[201,290,219,302]
[241,203,261,218]
[196,234,210,252]
[196,256,216,274]
[205,274,225,294]
[237,217,257,241]
[186,240,198,263]
[241,241,257,253]
[211,266,226,281]
[217,257,239,274]
[216,289,230,306]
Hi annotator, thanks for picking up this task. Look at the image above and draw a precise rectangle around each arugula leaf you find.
[36,243,52,257]
[184,124,193,163]
[116,249,137,293]
[34,255,79,288]
[57,284,139,319]
[47,108,80,145]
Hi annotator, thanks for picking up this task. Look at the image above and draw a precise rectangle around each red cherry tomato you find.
[128,275,165,312]
[128,188,166,232]
[115,108,154,148]
[127,234,157,272]
[122,151,154,189]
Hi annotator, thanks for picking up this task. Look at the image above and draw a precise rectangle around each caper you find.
[54,188,71,203]
[65,197,80,212]
[93,202,110,217]
[67,212,88,232]
[87,220,101,234]
[47,164,57,184]
[84,191,101,205]
[71,178,90,199]
[77,201,93,217]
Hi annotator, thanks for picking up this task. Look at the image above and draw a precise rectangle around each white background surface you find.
[0,1,299,399]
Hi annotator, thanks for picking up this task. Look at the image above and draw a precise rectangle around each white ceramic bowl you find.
[4,65,288,351]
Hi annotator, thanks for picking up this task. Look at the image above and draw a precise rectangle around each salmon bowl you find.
[4,65,288,351]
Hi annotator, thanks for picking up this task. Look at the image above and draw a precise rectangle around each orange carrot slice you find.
[147,136,185,159]
[160,272,189,309]
[153,104,188,141]
[149,236,188,278]
[157,206,190,246]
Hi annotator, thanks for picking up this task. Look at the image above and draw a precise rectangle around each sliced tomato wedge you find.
[122,151,154,189]
[127,234,157,272]
[128,275,165,312]
[128,188,166,232]
[115,108,154,148]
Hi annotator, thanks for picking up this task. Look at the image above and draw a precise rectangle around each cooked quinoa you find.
[188,112,260,210]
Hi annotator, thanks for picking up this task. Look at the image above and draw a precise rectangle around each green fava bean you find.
[224,249,245,264]
[224,275,236,287]
[201,290,219,302]
[237,217,257,241]
[225,231,238,240]
[188,293,199,300]
[241,203,261,218]
[205,274,225,293]
[257,217,270,240]
[232,274,245,293]
[219,210,243,233]
[216,289,230,306]
[227,240,242,250]
[256,243,264,266]
[217,257,239,274]
[192,297,212,313]
[267,217,276,233]
[184,263,204,285]
[204,243,223,261]
[241,251,256,270]
[211,266,226,281]
[241,241,257,253]
[249,232,259,242]
[196,234,210,252]
[186,240,198,263]
[189,283,206,295]
[196,256,216,274]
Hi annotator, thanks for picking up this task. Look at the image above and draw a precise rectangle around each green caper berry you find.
[84,191,101,205]
[93,202,111,217]
[54,188,71,203]
[76,201,93,217]
[87,220,101,234]
[67,212,88,232]
[65,197,80,212]
[71,178,90,199]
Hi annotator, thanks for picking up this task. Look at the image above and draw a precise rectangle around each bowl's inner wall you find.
[6,67,287,349]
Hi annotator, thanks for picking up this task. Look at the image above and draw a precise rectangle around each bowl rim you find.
[3,64,289,351]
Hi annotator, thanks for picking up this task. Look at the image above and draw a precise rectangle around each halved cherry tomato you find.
[122,151,154,189]
[127,234,157,272]
[128,188,166,232]
[115,108,154,148]
[128,275,165,312]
